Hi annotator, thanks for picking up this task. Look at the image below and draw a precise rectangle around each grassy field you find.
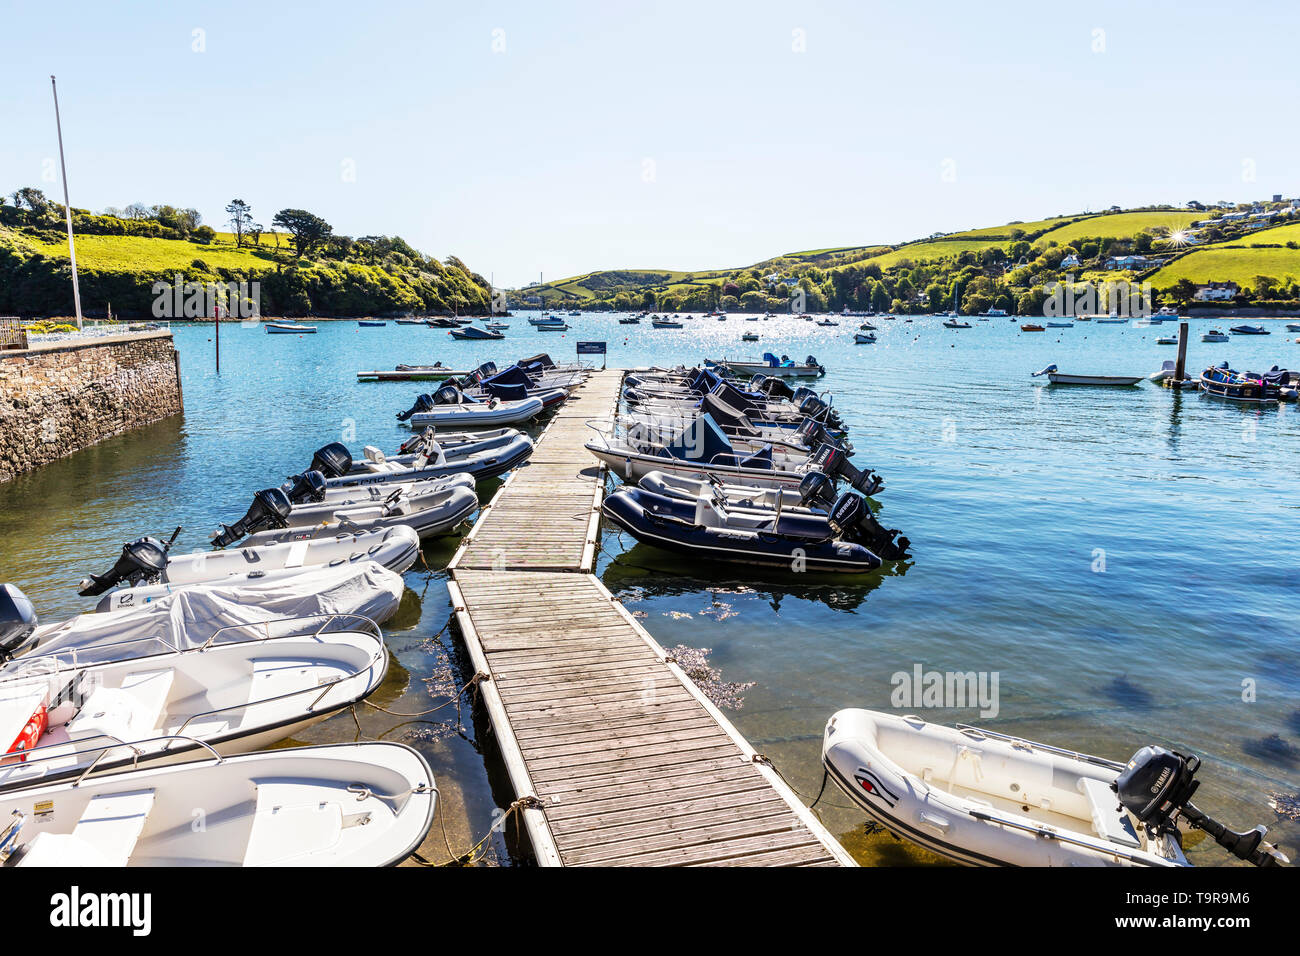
[1036,211,1203,245]
[948,215,1086,239]
[830,238,1006,271]
[17,231,280,272]
[1149,246,1300,288]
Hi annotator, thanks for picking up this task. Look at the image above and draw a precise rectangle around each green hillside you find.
[0,191,492,318]
[517,202,1299,315]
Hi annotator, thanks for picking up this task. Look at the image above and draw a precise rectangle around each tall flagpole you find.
[50,75,83,330]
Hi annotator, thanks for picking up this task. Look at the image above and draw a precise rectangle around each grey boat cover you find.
[21,561,403,666]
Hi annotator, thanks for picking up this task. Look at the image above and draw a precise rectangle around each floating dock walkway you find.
[447,368,853,866]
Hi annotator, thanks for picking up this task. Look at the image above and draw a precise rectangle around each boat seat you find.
[16,788,156,867]
[66,669,174,743]
[1079,776,1141,847]
[242,779,343,866]
[362,445,386,464]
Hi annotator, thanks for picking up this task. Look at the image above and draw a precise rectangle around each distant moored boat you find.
[265,322,316,334]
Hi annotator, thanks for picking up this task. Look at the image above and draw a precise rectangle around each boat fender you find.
[5,703,48,762]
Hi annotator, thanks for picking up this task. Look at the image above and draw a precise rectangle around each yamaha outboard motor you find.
[211,487,293,548]
[396,394,436,422]
[281,470,327,504]
[309,442,353,478]
[77,530,177,597]
[827,493,911,561]
[810,443,883,497]
[0,584,38,661]
[1114,746,1288,867]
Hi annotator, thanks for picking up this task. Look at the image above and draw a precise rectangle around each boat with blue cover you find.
[1198,363,1290,403]
[707,352,825,378]
[448,325,504,340]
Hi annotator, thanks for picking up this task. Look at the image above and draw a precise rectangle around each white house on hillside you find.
[1060,253,1081,269]
[1193,282,1239,301]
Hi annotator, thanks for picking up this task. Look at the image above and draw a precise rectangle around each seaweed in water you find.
[664,644,755,710]
[1100,674,1154,710]
[1267,791,1300,821]
[1242,733,1300,767]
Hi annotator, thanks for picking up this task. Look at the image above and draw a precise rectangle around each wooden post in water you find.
[1174,321,1189,385]
[214,304,220,374]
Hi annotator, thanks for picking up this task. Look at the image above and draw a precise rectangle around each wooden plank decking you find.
[447,368,853,866]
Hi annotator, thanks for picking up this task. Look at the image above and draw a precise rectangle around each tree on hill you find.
[272,208,333,257]
[225,199,253,247]
[1169,279,1197,307]
[10,187,49,214]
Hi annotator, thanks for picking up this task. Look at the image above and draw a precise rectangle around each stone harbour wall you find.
[0,331,183,483]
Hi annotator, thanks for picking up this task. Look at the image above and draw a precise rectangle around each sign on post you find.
[576,341,607,368]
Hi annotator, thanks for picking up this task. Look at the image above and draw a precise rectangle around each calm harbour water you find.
[1,313,1297,866]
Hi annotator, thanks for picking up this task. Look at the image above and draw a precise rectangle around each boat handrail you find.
[953,723,1126,771]
[0,731,137,774]
[200,612,382,650]
[163,646,384,746]
[965,808,1157,864]
[73,735,224,786]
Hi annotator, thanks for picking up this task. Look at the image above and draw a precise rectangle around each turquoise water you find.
[1,314,1297,866]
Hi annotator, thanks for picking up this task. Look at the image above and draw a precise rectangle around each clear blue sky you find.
[2,0,1296,287]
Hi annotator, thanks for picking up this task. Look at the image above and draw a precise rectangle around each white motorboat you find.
[79,526,420,604]
[6,562,405,659]
[638,470,830,515]
[1031,365,1141,386]
[1156,335,1179,345]
[823,709,1287,868]
[403,388,545,428]
[0,741,435,866]
[942,319,972,329]
[854,332,876,344]
[309,431,535,487]
[264,322,317,334]
[221,481,477,543]
[708,354,825,378]
[0,614,387,791]
[1201,329,1229,343]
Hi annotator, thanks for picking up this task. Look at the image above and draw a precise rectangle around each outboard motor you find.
[1114,747,1288,867]
[396,394,436,422]
[826,493,911,561]
[399,427,436,455]
[797,470,835,511]
[309,442,354,478]
[792,386,817,405]
[749,373,768,391]
[810,442,882,497]
[805,355,824,376]
[793,418,851,455]
[433,384,463,405]
[475,361,498,378]
[77,530,178,596]
[0,584,38,661]
[281,470,327,504]
[211,487,293,548]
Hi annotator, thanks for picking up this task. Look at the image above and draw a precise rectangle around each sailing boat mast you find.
[50,75,83,330]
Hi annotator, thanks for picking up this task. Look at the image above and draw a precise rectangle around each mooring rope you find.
[360,671,487,718]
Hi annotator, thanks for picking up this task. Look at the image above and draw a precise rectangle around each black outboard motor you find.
[810,443,882,497]
[396,394,436,422]
[309,442,354,478]
[212,487,292,548]
[281,470,327,504]
[433,384,463,405]
[797,470,835,511]
[0,584,38,661]
[827,493,911,561]
[794,418,852,455]
[1114,746,1287,867]
[77,531,177,596]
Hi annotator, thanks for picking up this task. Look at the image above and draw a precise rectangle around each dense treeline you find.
[0,188,493,317]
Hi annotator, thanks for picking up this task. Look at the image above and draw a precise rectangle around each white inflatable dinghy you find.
[7,562,404,659]
[824,709,1289,867]
[0,741,435,866]
[0,614,386,791]
[79,526,419,602]
[233,484,476,542]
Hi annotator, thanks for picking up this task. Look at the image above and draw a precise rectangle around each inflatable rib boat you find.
[602,486,906,572]
[398,384,545,428]
[306,432,533,487]
[823,709,1289,868]
[0,614,387,791]
[0,742,435,866]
